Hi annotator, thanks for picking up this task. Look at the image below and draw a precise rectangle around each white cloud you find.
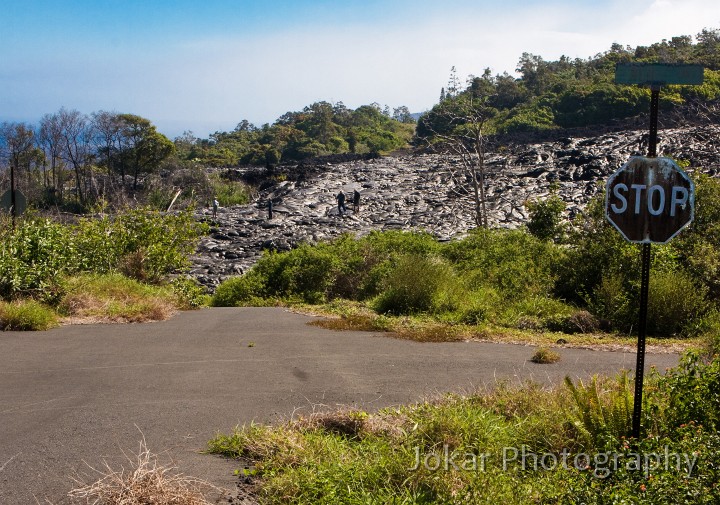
[167,0,718,132]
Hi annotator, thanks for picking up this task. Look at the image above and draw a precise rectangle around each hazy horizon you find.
[2,0,720,139]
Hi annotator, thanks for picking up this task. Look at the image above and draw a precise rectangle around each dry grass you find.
[59,274,177,324]
[298,303,697,352]
[530,346,562,364]
[308,313,388,333]
[68,438,219,505]
[291,408,408,441]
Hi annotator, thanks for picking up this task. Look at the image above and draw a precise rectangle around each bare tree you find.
[91,110,122,175]
[39,112,65,195]
[57,108,93,203]
[419,94,496,228]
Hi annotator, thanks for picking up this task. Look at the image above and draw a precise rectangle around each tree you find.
[392,106,415,123]
[446,66,461,98]
[418,94,498,227]
[526,188,566,242]
[56,108,93,203]
[115,114,174,190]
[38,112,65,195]
[0,122,36,220]
[91,110,123,181]
[516,53,551,95]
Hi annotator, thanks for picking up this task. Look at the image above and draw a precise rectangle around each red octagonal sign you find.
[605,157,694,244]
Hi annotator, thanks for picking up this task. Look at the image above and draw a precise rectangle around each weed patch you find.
[530,347,561,364]
[209,354,720,504]
[59,274,177,323]
[0,299,58,331]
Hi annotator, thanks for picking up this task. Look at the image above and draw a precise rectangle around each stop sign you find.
[605,156,694,243]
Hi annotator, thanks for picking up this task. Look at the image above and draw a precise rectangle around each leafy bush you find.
[0,209,206,303]
[443,228,561,300]
[0,299,59,331]
[526,190,566,242]
[73,208,207,283]
[146,187,176,211]
[373,254,458,315]
[654,352,720,432]
[169,276,209,309]
[211,273,268,307]
[253,244,340,303]
[209,173,253,206]
[647,269,709,338]
[0,215,72,303]
[453,287,502,325]
[587,273,634,332]
[672,174,720,298]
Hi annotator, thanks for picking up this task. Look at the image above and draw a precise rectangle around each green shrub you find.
[211,274,268,307]
[655,352,720,432]
[454,287,502,325]
[672,174,720,298]
[146,187,175,211]
[0,215,72,303]
[210,173,253,206]
[587,273,634,333]
[253,244,340,303]
[169,276,209,309]
[0,299,59,331]
[443,228,561,300]
[73,208,207,282]
[373,254,457,315]
[322,235,374,300]
[694,310,720,356]
[526,191,566,242]
[502,295,576,331]
[647,269,709,338]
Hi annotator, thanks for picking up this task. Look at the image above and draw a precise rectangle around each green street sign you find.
[615,63,704,86]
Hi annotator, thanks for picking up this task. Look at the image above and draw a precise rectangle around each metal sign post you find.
[612,63,702,439]
[10,160,17,228]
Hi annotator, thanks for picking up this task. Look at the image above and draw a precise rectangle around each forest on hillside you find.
[1,28,720,212]
[418,28,720,139]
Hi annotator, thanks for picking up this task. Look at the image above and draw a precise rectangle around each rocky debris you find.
[189,126,720,291]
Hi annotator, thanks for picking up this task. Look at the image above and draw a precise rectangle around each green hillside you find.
[418,28,720,139]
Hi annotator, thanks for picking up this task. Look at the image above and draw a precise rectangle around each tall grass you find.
[208,355,720,504]
[59,273,177,323]
[0,299,58,330]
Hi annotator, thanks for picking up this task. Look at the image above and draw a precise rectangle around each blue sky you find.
[1,0,719,139]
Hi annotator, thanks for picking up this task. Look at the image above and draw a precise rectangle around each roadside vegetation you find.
[0,209,208,330]
[210,173,720,350]
[208,352,720,504]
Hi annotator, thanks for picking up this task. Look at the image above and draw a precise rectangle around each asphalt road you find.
[0,307,680,504]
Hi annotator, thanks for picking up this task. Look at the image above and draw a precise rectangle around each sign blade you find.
[615,63,704,86]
